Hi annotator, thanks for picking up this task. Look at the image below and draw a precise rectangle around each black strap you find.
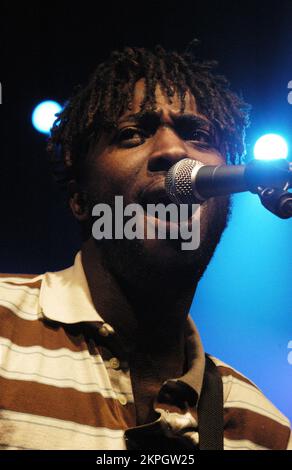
[197,354,224,450]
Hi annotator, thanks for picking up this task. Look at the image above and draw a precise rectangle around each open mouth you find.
[139,181,197,222]
[140,187,173,208]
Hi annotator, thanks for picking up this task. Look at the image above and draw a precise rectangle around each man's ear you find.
[68,181,89,221]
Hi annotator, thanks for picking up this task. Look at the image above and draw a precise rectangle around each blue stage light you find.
[253,134,288,160]
[32,100,62,134]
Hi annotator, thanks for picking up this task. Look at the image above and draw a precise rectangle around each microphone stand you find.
[256,186,292,219]
[247,160,292,219]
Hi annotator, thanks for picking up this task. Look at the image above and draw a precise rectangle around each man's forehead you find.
[119,78,199,122]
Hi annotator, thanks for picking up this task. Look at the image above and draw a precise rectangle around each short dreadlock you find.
[48,45,250,187]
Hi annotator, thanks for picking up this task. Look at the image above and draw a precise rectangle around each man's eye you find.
[116,128,147,147]
[188,130,213,146]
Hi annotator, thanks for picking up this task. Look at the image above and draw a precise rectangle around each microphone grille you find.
[165,158,200,204]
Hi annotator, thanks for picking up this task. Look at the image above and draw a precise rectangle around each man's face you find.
[81,79,230,284]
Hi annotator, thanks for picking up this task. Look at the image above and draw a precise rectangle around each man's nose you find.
[147,127,188,173]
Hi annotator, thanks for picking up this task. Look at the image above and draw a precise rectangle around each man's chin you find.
[139,195,231,278]
[138,237,197,263]
[93,195,231,285]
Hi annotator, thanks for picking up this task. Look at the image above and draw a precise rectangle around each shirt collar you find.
[180,317,205,397]
[39,251,104,324]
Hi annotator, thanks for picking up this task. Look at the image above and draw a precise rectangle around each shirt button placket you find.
[117,395,127,406]
[98,323,114,337]
[109,357,120,369]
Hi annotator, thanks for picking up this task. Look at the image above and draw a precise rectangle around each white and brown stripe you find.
[0,256,290,450]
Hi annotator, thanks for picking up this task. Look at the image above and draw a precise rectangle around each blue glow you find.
[191,192,292,422]
[254,134,288,160]
[32,100,62,134]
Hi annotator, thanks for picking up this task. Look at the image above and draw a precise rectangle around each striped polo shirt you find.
[0,252,291,450]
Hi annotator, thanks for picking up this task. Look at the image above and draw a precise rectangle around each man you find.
[0,46,291,450]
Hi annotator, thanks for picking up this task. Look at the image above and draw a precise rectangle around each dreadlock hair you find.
[48,45,250,188]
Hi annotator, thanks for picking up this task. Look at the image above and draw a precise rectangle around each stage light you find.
[32,100,62,134]
[253,134,288,160]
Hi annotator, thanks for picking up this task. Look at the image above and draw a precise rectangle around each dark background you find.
[1,0,292,421]
[1,0,292,272]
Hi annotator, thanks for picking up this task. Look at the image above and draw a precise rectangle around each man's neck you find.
[81,238,198,370]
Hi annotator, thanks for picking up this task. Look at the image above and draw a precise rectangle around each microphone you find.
[165,158,292,204]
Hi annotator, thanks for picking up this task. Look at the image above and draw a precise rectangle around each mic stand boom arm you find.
[256,186,292,219]
[245,159,292,219]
